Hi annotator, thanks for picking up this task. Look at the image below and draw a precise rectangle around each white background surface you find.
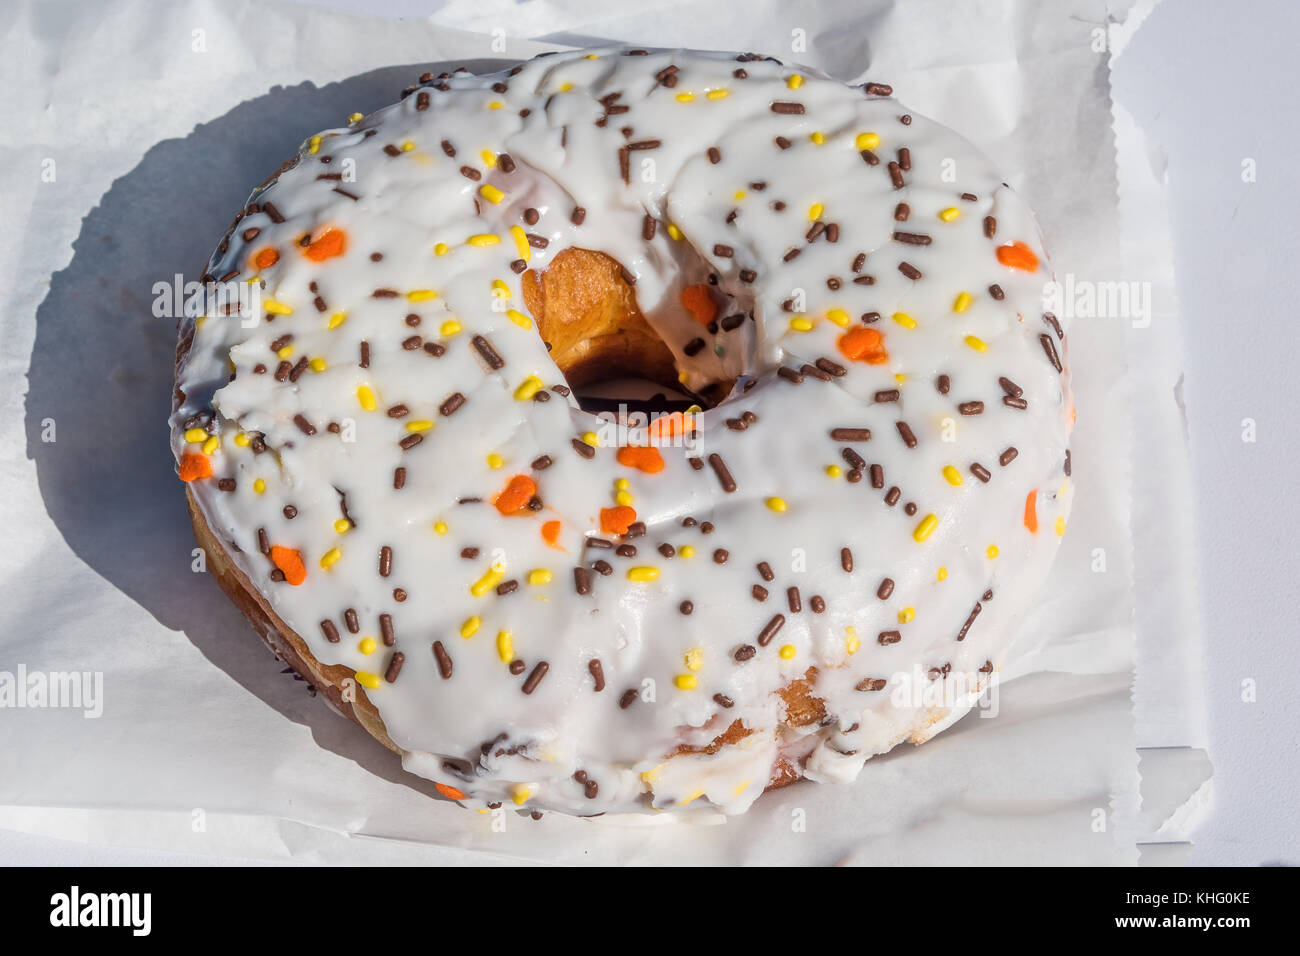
[2,0,1296,866]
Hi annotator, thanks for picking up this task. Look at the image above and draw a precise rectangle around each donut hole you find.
[521,246,733,415]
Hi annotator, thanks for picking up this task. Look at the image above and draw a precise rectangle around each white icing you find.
[171,47,1074,815]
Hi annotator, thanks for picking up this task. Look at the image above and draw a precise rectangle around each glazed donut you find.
[172,47,1074,816]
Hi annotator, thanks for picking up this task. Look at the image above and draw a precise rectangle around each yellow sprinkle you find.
[898,606,916,624]
[405,420,434,433]
[679,545,695,559]
[786,74,803,89]
[939,206,961,222]
[399,141,415,152]
[675,92,695,103]
[356,385,377,411]
[674,673,698,690]
[480,150,496,167]
[440,320,462,336]
[471,566,505,597]
[943,465,963,486]
[809,131,825,145]
[467,234,500,247]
[559,82,574,92]
[895,373,907,383]
[913,513,939,542]
[276,345,294,360]
[614,478,630,492]
[253,478,266,495]
[987,544,1000,559]
[825,464,842,478]
[892,311,917,329]
[667,222,683,240]
[733,189,746,201]
[264,299,293,315]
[328,311,347,329]
[509,225,531,263]
[333,519,351,534]
[359,637,376,655]
[407,289,438,302]
[855,131,880,151]
[513,375,544,401]
[826,308,851,328]
[845,627,861,655]
[233,432,250,448]
[355,671,380,690]
[1056,516,1067,536]
[615,490,634,507]
[789,317,814,333]
[581,431,600,447]
[320,547,342,569]
[684,647,704,671]
[706,88,729,99]
[491,279,511,296]
[308,357,327,372]
[433,520,448,535]
[308,135,321,155]
[766,497,788,513]
[627,567,660,582]
[460,616,481,639]
[733,780,750,796]
[937,566,948,581]
[487,100,504,110]
[808,202,824,221]
[528,569,553,586]
[201,436,219,455]
[433,242,449,257]
[486,453,504,469]
[965,335,987,351]
[953,291,972,313]
[507,308,532,329]
[779,644,797,660]
[496,630,513,662]
[184,427,207,444]
[479,183,505,204]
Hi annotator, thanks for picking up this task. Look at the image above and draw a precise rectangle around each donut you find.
[171,47,1074,816]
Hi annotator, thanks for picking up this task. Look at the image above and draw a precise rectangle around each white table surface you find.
[6,0,1297,866]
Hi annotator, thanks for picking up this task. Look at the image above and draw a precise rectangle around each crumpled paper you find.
[0,0,1202,864]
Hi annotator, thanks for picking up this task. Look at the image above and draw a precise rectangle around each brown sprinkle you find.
[521,661,549,694]
[384,651,406,683]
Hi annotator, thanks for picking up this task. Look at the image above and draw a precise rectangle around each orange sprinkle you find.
[1024,490,1038,533]
[648,411,694,439]
[270,546,307,586]
[177,452,212,482]
[616,445,665,474]
[541,520,562,546]
[252,247,280,270]
[837,326,889,364]
[600,505,637,536]
[434,782,467,801]
[681,283,718,325]
[494,474,537,515]
[996,240,1039,272]
[303,228,348,262]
